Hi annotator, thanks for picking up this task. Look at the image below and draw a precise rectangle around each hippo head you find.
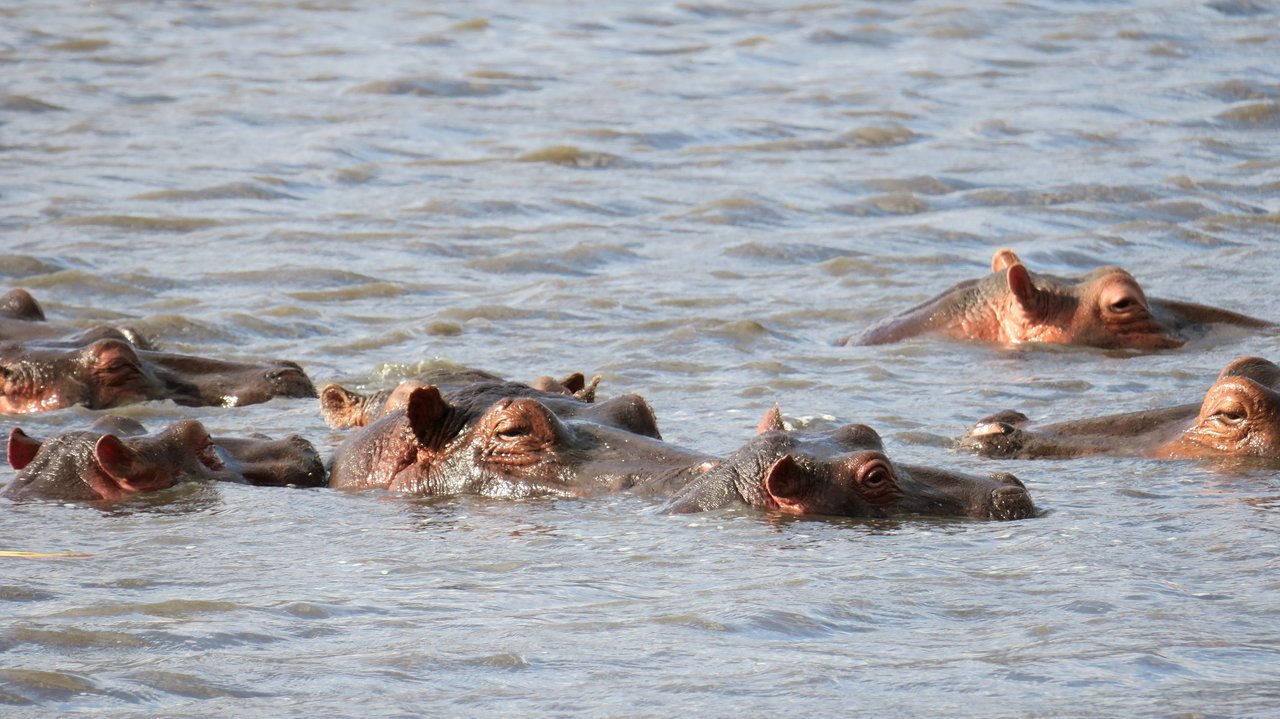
[665,411,1037,521]
[393,389,674,496]
[1164,357,1280,461]
[0,339,161,413]
[5,420,223,501]
[989,249,1182,350]
[759,421,1037,521]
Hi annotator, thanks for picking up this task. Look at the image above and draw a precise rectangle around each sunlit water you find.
[2,1,1279,716]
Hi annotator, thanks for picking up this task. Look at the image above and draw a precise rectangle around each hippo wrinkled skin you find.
[0,337,316,414]
[962,356,1280,463]
[329,377,709,498]
[846,249,1272,349]
[3,417,325,501]
[660,408,1038,521]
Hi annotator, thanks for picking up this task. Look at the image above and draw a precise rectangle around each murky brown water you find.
[3,1,1280,715]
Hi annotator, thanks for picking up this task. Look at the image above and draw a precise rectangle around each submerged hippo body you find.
[3,418,325,501]
[1,288,152,349]
[0,338,315,414]
[660,409,1038,521]
[320,367,601,430]
[962,356,1280,463]
[847,249,1271,349]
[329,382,708,498]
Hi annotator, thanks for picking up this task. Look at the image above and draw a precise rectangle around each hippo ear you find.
[763,455,812,513]
[757,404,786,434]
[94,434,140,481]
[990,248,1023,273]
[406,386,455,451]
[2,288,46,321]
[7,428,43,470]
[319,384,366,429]
[1006,262,1038,309]
[558,372,586,395]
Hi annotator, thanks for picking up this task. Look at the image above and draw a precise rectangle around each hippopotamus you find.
[961,356,1280,463]
[0,337,316,413]
[328,374,708,496]
[3,417,325,501]
[320,366,600,429]
[659,407,1038,520]
[1,288,152,349]
[846,249,1272,349]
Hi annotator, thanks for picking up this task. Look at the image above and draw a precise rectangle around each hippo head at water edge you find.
[319,368,601,430]
[963,356,1280,465]
[4,417,326,501]
[0,337,316,414]
[660,406,1038,521]
[848,249,1273,350]
[328,383,709,497]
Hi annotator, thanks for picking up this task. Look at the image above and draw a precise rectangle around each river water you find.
[2,1,1279,716]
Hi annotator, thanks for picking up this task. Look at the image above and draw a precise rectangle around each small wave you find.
[348,76,527,98]
[1217,101,1280,129]
[135,182,299,202]
[58,215,220,232]
[0,94,66,113]
[0,255,66,279]
[45,38,111,52]
[517,145,629,168]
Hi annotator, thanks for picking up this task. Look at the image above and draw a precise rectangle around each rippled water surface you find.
[3,1,1280,716]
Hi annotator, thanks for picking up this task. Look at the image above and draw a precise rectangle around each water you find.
[3,0,1279,715]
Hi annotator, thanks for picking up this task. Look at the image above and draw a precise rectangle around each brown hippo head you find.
[987,249,1181,349]
[1161,357,1280,461]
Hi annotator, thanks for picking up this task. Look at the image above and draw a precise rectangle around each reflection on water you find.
[3,0,1280,716]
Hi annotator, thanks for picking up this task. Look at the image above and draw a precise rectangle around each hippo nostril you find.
[989,485,1036,520]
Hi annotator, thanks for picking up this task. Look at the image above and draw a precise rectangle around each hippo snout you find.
[988,484,1037,521]
[266,363,317,398]
[963,410,1029,458]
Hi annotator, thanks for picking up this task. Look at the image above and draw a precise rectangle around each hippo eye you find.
[494,422,532,441]
[1107,297,1138,313]
[1212,407,1247,426]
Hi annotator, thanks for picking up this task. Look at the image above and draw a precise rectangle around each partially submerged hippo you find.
[1,288,152,349]
[0,337,316,413]
[962,356,1280,463]
[660,408,1037,520]
[3,417,325,501]
[329,379,703,497]
[846,249,1271,349]
[320,366,600,429]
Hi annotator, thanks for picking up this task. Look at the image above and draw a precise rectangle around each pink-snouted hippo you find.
[0,338,315,414]
[962,356,1280,464]
[3,418,324,501]
[320,366,601,430]
[1,288,152,349]
[328,384,710,498]
[846,249,1272,349]
[659,407,1038,521]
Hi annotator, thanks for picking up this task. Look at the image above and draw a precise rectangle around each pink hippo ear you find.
[93,434,140,482]
[406,386,455,451]
[990,248,1023,273]
[762,454,811,513]
[7,427,43,470]
[1005,262,1039,311]
[757,404,786,434]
